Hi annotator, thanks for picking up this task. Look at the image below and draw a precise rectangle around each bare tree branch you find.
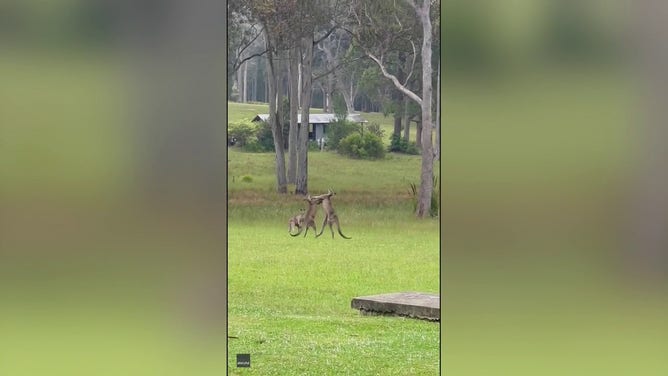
[313,24,339,46]
[312,55,365,82]
[366,52,422,105]
[403,40,417,86]
[235,24,263,58]
[232,49,269,72]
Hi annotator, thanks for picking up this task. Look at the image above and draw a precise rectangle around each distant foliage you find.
[327,119,360,150]
[338,133,385,160]
[389,134,420,155]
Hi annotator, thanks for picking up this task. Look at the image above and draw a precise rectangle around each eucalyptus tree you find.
[292,0,346,195]
[246,0,300,193]
[313,30,366,115]
[349,0,440,218]
[239,0,343,194]
[228,1,267,101]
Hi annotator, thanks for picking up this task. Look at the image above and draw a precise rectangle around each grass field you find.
[227,128,441,374]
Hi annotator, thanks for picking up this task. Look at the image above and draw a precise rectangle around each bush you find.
[253,120,275,152]
[365,122,385,139]
[388,133,420,155]
[404,141,420,155]
[241,175,253,183]
[338,133,385,160]
[326,119,359,150]
[227,121,256,147]
[389,133,403,152]
[243,140,266,153]
[308,140,321,151]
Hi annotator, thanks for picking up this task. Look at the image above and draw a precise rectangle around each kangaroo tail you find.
[337,226,352,239]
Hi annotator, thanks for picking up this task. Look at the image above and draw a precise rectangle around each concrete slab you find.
[351,292,440,321]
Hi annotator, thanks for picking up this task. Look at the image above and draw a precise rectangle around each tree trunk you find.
[297,62,302,107]
[265,36,287,194]
[403,96,411,142]
[321,86,329,112]
[414,1,435,218]
[358,0,435,215]
[415,119,422,148]
[276,51,285,146]
[255,60,261,101]
[242,60,248,103]
[393,52,406,138]
[296,36,313,195]
[435,60,440,160]
[336,66,357,115]
[287,46,299,184]
[236,65,243,102]
[393,111,402,138]
[340,86,355,114]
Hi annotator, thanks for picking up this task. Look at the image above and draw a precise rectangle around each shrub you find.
[227,121,256,147]
[241,175,253,183]
[389,133,403,152]
[308,140,321,151]
[243,140,266,153]
[338,133,385,160]
[326,119,359,150]
[404,141,420,155]
[253,120,275,152]
[388,133,420,155]
[365,122,385,139]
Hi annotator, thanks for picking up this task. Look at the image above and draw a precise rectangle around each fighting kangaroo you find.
[290,195,323,237]
[314,189,351,239]
[287,209,305,235]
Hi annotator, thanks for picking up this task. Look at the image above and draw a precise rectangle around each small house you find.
[251,113,367,142]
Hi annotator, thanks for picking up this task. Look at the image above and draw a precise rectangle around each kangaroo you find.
[290,195,323,237]
[314,189,351,239]
[288,209,305,235]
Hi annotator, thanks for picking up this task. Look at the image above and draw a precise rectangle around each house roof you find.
[252,113,367,124]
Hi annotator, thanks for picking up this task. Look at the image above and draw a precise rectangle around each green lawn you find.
[227,146,440,375]
[227,224,439,375]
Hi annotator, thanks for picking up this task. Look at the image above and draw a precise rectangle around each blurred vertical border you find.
[1,0,228,374]
[443,0,667,375]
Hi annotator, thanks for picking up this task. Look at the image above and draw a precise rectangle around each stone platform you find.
[351,292,440,321]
